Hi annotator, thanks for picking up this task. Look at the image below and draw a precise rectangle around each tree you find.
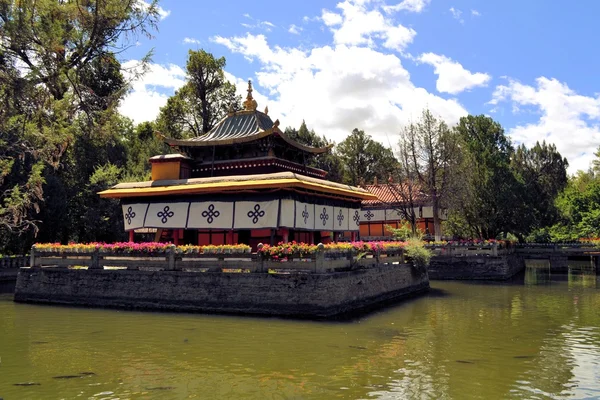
[156,50,241,139]
[593,146,600,176]
[511,141,569,236]
[399,110,460,240]
[0,0,159,253]
[337,129,398,186]
[284,121,344,183]
[550,175,600,241]
[452,115,522,239]
[389,136,420,235]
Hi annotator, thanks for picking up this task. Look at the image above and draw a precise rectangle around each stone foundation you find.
[14,264,429,318]
[428,254,524,280]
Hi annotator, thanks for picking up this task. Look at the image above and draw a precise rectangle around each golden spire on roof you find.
[243,79,258,111]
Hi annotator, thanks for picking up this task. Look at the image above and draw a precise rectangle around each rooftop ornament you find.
[243,79,258,111]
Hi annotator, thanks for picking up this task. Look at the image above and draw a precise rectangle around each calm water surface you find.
[1,263,600,399]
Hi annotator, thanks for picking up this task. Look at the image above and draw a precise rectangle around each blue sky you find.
[121,0,600,173]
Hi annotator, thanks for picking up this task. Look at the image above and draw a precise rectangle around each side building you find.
[355,179,448,240]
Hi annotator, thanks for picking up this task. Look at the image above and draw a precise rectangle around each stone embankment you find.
[14,249,429,318]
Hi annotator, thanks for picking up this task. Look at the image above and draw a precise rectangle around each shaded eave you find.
[99,172,376,201]
[162,127,332,155]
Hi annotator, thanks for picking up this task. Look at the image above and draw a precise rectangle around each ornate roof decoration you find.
[243,80,258,111]
[162,80,331,154]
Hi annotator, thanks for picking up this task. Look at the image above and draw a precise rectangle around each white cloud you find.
[449,7,464,23]
[241,14,276,32]
[157,6,170,20]
[383,0,431,14]
[471,9,481,17]
[183,37,201,45]
[490,77,600,173]
[288,24,302,35]
[137,1,170,20]
[321,10,343,26]
[119,61,186,124]
[213,33,467,146]
[418,52,491,94]
[321,0,416,52]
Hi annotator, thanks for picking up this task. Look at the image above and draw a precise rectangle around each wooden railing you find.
[0,256,29,269]
[515,243,599,254]
[28,246,406,274]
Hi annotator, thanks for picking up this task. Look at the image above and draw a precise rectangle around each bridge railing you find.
[425,243,514,257]
[516,243,599,254]
[0,256,29,269]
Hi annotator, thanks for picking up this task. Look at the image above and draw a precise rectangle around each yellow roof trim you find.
[98,178,377,200]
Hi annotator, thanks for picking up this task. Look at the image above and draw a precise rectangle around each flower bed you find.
[257,241,407,260]
[33,242,251,255]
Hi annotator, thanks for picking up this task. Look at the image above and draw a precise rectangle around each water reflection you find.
[2,269,600,399]
[525,260,552,285]
[568,260,597,289]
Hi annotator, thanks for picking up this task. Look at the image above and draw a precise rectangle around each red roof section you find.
[362,183,427,207]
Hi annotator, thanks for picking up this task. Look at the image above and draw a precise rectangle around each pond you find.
[1,261,599,399]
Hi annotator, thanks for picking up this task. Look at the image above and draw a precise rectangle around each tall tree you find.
[337,129,397,186]
[452,115,521,239]
[284,121,344,183]
[511,141,569,236]
[156,50,241,139]
[390,136,420,234]
[399,110,459,240]
[0,0,159,253]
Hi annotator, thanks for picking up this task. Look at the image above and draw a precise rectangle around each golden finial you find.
[243,79,258,111]
[264,105,269,115]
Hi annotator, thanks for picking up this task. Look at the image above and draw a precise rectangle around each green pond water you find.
[1,262,600,400]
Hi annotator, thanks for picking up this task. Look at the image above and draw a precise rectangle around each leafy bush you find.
[525,228,551,243]
[386,224,423,241]
[404,239,432,269]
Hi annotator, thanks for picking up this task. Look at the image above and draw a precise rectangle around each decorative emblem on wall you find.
[320,207,329,226]
[353,210,360,226]
[125,206,136,225]
[337,209,345,227]
[247,204,265,224]
[364,210,375,221]
[201,204,220,224]
[302,204,310,224]
[157,206,175,224]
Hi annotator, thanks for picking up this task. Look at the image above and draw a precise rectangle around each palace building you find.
[357,179,447,239]
[99,81,376,248]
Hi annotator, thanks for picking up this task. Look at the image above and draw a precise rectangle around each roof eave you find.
[98,178,377,201]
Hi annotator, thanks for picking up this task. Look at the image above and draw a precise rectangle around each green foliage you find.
[386,224,423,241]
[337,128,397,186]
[452,115,522,239]
[284,121,344,182]
[123,121,168,181]
[404,239,432,269]
[511,141,568,236]
[547,173,600,241]
[156,50,241,138]
[0,0,158,254]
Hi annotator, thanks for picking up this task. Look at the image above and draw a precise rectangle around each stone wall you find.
[14,265,429,318]
[428,254,524,280]
[0,256,28,293]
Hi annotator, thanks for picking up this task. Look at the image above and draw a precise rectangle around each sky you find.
[120,0,600,173]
